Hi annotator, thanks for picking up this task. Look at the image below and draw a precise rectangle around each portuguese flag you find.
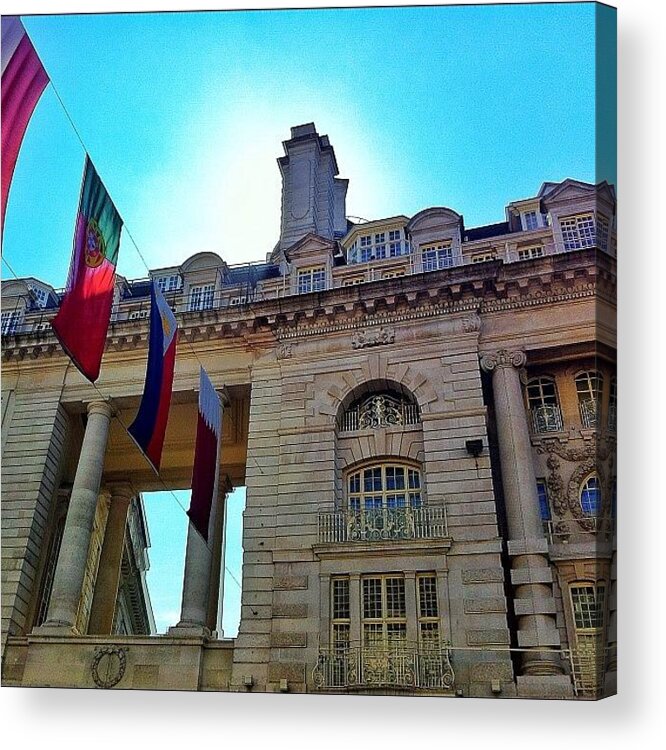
[52,156,122,382]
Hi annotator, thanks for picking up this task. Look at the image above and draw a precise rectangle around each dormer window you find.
[560,213,597,250]
[422,241,453,271]
[517,246,544,260]
[523,211,538,231]
[297,267,326,294]
[188,284,215,311]
[28,284,49,308]
[155,274,182,293]
[1,310,23,336]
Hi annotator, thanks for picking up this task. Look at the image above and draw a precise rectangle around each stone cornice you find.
[2,248,615,363]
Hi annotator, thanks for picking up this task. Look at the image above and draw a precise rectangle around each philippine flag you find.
[128,282,178,473]
[187,367,222,542]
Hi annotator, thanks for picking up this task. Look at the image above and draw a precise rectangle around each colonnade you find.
[37,396,229,639]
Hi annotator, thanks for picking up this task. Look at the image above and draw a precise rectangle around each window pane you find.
[386,578,406,618]
[418,575,438,618]
[580,477,601,515]
[363,578,383,619]
[536,481,551,521]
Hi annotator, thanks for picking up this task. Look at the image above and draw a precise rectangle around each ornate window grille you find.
[342,393,420,432]
[527,376,563,433]
[575,371,603,428]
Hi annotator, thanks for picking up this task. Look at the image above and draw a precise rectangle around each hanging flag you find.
[188,367,222,542]
[127,281,178,473]
[1,16,50,231]
[51,156,122,382]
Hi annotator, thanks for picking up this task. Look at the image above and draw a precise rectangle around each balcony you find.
[579,398,598,428]
[543,516,614,544]
[318,506,448,544]
[312,645,455,691]
[530,404,564,433]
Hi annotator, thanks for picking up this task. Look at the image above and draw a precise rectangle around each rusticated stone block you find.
[273,603,308,619]
[270,632,307,648]
[467,629,511,646]
[462,568,505,584]
[514,597,557,616]
[510,567,553,585]
[268,662,305,683]
[470,662,515,682]
[273,575,308,591]
[463,597,506,614]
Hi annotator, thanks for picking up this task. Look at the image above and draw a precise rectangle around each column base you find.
[516,674,574,699]
[167,622,211,638]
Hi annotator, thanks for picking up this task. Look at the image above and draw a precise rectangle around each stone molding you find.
[351,325,395,349]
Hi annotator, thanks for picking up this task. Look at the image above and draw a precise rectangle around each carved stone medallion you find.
[91,646,127,689]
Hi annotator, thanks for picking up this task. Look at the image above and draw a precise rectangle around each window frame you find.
[580,475,602,516]
[421,241,454,272]
[297,266,327,294]
[347,461,423,513]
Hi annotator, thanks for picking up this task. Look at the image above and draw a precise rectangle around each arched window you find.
[526,376,562,432]
[341,391,420,432]
[575,371,604,428]
[348,462,422,511]
[580,475,601,516]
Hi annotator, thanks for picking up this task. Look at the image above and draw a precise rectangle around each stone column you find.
[38,401,113,633]
[207,479,232,636]
[481,350,568,691]
[87,483,134,635]
[169,388,228,637]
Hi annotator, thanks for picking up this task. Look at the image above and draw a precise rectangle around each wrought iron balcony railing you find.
[542,516,614,544]
[318,506,448,544]
[579,398,598,428]
[312,644,455,691]
[530,404,564,433]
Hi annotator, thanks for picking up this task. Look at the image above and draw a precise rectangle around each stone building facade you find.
[1,123,616,699]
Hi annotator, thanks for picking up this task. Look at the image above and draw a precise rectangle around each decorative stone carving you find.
[461,313,481,333]
[276,342,294,360]
[479,349,526,372]
[351,326,395,349]
[91,646,127,689]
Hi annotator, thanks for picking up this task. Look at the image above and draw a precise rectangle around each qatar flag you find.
[187,367,222,541]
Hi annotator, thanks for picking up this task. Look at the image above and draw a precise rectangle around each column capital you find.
[480,348,527,373]
[105,481,135,503]
[87,400,113,419]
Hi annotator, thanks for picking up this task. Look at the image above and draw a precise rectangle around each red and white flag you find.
[1,16,49,231]
[187,367,221,541]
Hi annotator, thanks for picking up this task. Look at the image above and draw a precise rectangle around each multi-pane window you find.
[349,228,408,263]
[518,246,544,260]
[523,211,538,230]
[560,213,597,250]
[383,269,406,279]
[28,284,49,308]
[362,575,407,650]
[570,582,607,695]
[1,310,22,336]
[580,476,601,516]
[536,480,551,522]
[331,577,350,651]
[571,583,606,630]
[155,274,182,293]
[526,376,562,432]
[596,215,610,251]
[297,267,326,294]
[374,233,386,259]
[342,277,365,287]
[422,242,453,271]
[417,574,440,650]
[348,463,422,511]
[188,284,215,311]
[575,371,603,428]
[472,252,496,263]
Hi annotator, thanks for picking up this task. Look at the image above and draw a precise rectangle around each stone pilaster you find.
[480,350,567,685]
[37,400,113,633]
[87,482,134,635]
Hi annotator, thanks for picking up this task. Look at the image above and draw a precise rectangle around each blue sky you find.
[1,4,612,635]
